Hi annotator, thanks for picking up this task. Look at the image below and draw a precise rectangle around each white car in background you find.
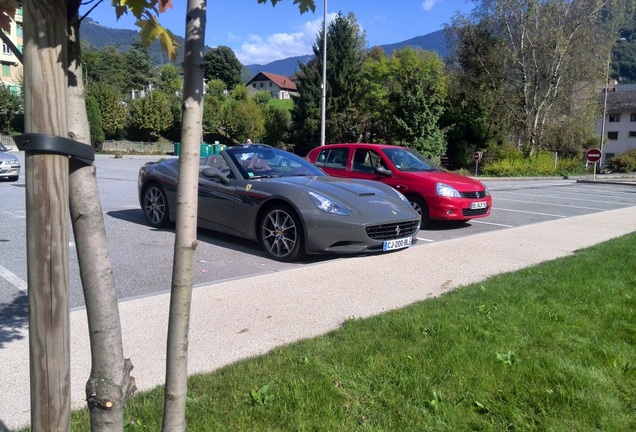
[0,142,20,181]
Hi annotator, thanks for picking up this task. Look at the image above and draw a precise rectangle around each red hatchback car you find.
[306,143,492,227]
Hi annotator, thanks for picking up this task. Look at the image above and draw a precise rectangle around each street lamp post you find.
[599,37,626,168]
[600,56,611,168]
[320,0,327,146]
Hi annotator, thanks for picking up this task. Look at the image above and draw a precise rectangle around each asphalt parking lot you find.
[1,153,636,311]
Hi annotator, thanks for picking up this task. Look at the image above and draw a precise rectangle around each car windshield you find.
[382,147,442,172]
[225,146,325,179]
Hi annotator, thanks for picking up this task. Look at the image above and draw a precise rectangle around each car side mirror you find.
[201,166,230,185]
[375,166,392,177]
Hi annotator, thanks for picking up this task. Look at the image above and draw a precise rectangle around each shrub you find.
[481,151,585,177]
[85,94,105,151]
[606,149,636,173]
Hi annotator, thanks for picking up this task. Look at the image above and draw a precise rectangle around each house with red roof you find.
[246,71,298,100]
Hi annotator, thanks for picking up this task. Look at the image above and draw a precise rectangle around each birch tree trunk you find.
[22,1,71,429]
[66,12,136,431]
[162,0,207,430]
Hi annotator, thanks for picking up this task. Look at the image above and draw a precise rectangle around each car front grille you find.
[366,220,420,241]
[461,190,488,199]
[462,207,489,216]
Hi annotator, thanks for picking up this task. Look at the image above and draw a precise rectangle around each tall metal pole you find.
[599,38,625,168]
[320,0,327,146]
[599,54,610,168]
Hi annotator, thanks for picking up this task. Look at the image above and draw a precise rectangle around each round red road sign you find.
[473,151,483,162]
[586,148,602,163]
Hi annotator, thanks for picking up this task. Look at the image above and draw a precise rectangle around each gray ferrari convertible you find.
[138,145,421,261]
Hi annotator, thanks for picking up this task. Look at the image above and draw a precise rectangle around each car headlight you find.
[436,182,461,198]
[308,191,353,216]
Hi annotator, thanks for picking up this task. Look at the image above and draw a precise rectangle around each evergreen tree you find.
[292,12,366,154]
[124,40,155,95]
[85,94,105,150]
[88,82,128,139]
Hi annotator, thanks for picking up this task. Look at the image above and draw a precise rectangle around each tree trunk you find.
[67,14,136,431]
[22,1,71,430]
[162,0,207,430]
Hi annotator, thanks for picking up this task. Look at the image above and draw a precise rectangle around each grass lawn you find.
[70,233,636,431]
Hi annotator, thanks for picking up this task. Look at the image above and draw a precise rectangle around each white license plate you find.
[470,201,488,210]
[383,237,411,251]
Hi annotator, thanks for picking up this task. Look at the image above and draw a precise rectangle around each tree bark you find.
[162,0,207,430]
[22,1,71,430]
[67,13,136,431]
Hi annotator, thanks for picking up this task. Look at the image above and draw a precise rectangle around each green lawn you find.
[71,233,636,431]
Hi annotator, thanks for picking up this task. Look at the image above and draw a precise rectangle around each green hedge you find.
[606,149,636,173]
[481,151,585,177]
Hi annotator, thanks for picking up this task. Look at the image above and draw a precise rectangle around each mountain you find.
[244,30,450,77]
[244,55,314,77]
[82,17,187,65]
[379,30,449,58]
[81,18,451,80]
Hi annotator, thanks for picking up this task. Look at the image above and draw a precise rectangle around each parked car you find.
[0,142,20,182]
[306,143,492,227]
[138,145,421,262]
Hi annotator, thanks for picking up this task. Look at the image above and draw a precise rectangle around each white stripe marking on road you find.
[0,264,27,293]
[416,237,435,242]
[470,220,514,228]
[494,207,568,218]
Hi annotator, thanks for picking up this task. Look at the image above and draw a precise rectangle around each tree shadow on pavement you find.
[0,292,28,348]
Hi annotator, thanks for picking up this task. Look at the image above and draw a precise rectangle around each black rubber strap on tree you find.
[13,133,95,166]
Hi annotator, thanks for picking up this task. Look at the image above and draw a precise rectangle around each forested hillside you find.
[81,19,454,79]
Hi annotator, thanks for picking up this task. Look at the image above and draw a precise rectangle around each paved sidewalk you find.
[1,206,636,430]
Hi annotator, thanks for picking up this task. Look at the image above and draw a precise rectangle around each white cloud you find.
[421,0,438,11]
[235,13,337,65]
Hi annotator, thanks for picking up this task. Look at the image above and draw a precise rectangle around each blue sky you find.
[81,0,474,64]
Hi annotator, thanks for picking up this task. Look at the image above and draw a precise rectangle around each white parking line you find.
[470,220,514,228]
[494,207,568,218]
[0,210,27,219]
[494,198,607,211]
[0,264,27,293]
[496,191,636,205]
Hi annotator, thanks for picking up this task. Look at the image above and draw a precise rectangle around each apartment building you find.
[0,6,23,95]
[596,82,636,162]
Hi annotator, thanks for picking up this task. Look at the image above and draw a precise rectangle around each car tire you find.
[142,183,171,228]
[409,195,430,228]
[259,204,304,262]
